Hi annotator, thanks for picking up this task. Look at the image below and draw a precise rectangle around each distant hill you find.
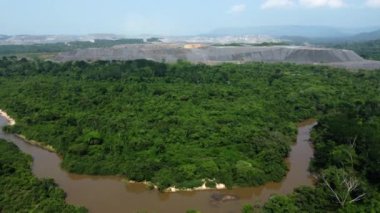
[0,35,10,40]
[208,25,377,38]
[280,29,380,44]
[208,26,380,44]
[0,34,125,45]
[332,39,380,61]
[350,29,380,42]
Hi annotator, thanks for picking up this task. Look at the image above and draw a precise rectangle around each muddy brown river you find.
[0,116,316,213]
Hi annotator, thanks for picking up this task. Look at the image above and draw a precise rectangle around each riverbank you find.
[0,109,16,126]
[0,110,225,192]
[15,134,56,152]
[0,112,317,213]
[166,181,226,192]
[1,109,56,152]
[0,110,316,193]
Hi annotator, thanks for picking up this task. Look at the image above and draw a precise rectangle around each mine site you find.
[55,42,380,69]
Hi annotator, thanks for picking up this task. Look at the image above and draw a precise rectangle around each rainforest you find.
[0,57,379,212]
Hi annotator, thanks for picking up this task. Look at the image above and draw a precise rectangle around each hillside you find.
[350,29,380,42]
[55,44,380,70]
[332,39,380,61]
[209,26,358,38]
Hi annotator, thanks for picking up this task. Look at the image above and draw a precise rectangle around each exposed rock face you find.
[55,44,380,69]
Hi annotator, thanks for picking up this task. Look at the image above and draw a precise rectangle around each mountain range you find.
[1,26,380,45]
[207,25,380,43]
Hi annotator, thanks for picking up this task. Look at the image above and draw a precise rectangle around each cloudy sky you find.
[0,0,379,35]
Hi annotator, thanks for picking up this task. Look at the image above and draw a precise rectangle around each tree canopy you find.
[0,57,379,190]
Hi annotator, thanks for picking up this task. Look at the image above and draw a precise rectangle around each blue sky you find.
[0,0,379,35]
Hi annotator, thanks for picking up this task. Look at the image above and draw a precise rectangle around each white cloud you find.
[261,0,346,9]
[366,0,380,7]
[261,0,294,9]
[299,0,346,8]
[228,4,247,13]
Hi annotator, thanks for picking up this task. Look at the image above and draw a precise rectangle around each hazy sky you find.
[1,0,380,35]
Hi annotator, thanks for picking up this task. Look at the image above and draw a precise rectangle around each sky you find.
[0,0,380,36]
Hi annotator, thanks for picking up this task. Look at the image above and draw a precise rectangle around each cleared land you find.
[55,44,380,70]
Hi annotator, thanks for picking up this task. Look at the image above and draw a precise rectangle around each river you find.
[0,116,316,213]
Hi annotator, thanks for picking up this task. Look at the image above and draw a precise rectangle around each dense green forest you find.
[0,39,144,56]
[0,57,379,192]
[332,39,380,61]
[0,141,86,212]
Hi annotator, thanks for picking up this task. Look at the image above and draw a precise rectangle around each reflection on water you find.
[0,116,316,213]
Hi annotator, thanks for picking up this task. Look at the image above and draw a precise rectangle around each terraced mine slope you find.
[55,44,380,69]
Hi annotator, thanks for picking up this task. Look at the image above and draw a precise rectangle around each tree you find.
[263,195,298,213]
[242,204,254,213]
[320,168,366,207]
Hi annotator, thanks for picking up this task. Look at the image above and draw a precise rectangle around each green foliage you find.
[146,37,161,43]
[320,167,366,207]
[263,99,380,212]
[313,103,380,184]
[0,140,86,212]
[235,160,265,186]
[68,143,89,155]
[242,204,255,213]
[263,196,298,213]
[0,57,379,190]
[186,210,201,213]
[332,39,380,60]
[83,130,103,145]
